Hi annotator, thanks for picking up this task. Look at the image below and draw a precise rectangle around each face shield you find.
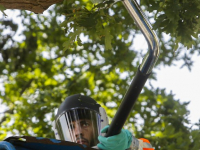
[55,109,100,147]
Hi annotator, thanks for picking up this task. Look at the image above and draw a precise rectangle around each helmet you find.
[52,94,109,147]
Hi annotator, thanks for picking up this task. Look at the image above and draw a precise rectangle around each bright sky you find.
[1,8,199,129]
[133,34,200,128]
[153,55,200,126]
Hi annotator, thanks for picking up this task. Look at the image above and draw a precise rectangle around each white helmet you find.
[52,94,109,147]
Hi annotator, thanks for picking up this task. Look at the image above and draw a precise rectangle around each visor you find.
[55,109,100,147]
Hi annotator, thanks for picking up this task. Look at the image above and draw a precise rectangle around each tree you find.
[0,0,200,149]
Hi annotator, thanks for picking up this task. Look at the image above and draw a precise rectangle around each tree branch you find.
[20,78,34,96]
[0,0,63,14]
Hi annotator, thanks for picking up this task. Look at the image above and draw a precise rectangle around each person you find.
[52,94,154,150]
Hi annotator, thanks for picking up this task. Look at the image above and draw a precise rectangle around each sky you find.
[153,55,200,126]
[133,34,200,128]
[1,8,200,129]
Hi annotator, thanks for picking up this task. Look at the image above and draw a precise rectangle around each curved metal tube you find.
[105,0,160,137]
[122,0,160,74]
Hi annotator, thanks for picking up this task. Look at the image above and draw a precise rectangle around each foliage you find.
[142,0,200,49]
[59,0,200,50]
[0,4,7,16]
[58,0,200,69]
[0,0,200,149]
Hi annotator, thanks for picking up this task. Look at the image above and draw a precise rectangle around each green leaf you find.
[104,26,113,50]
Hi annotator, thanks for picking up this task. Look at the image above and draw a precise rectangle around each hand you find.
[97,125,132,150]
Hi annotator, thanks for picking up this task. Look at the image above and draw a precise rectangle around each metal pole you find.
[105,0,160,137]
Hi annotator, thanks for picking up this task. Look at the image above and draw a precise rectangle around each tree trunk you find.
[0,0,63,14]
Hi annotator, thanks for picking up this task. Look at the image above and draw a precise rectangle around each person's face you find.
[70,119,95,147]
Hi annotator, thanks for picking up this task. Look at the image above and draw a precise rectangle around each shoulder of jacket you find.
[138,138,154,150]
[127,136,154,150]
